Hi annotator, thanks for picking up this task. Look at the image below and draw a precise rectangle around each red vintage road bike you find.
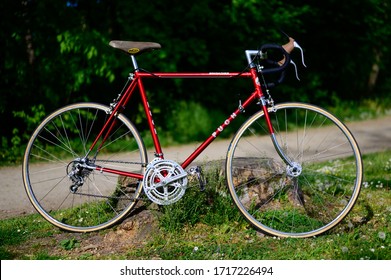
[22,37,362,237]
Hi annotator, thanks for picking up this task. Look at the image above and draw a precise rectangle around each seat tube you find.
[136,73,164,158]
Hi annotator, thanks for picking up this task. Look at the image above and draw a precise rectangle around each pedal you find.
[189,166,207,191]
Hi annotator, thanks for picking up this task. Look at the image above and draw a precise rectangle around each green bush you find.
[167,101,217,143]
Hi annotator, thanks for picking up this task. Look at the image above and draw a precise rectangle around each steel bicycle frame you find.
[87,58,280,179]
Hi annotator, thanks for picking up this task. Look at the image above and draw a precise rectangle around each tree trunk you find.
[368,49,382,93]
[22,1,35,65]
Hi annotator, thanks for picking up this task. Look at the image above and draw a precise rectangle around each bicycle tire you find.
[23,103,147,232]
[226,102,362,238]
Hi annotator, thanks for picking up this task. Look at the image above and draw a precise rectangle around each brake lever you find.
[279,31,307,81]
[293,41,307,68]
[290,40,307,81]
[290,60,300,81]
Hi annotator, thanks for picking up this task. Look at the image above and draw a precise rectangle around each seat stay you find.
[87,77,139,157]
[88,71,165,161]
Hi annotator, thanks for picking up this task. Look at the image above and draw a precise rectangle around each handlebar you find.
[259,43,291,75]
[245,37,305,88]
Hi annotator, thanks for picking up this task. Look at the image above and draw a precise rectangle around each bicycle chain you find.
[95,159,147,167]
[73,191,147,201]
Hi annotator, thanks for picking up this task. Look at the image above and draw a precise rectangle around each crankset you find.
[142,158,188,205]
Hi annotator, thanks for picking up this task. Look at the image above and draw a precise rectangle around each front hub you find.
[286,162,302,177]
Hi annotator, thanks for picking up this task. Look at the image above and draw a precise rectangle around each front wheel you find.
[23,103,147,232]
[226,103,362,238]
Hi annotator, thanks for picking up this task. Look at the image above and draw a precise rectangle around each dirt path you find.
[1,115,391,219]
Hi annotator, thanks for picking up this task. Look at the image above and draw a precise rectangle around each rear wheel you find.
[226,103,362,238]
[23,103,147,232]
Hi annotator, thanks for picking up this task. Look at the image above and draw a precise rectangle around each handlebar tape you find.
[258,43,291,75]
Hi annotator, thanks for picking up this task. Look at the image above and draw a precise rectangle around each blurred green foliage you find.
[1,0,390,163]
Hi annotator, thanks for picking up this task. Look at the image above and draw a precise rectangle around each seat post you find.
[130,55,139,71]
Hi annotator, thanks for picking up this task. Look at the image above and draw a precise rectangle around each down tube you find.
[181,93,257,169]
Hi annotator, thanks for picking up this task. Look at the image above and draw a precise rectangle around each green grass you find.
[1,151,390,260]
[329,98,391,123]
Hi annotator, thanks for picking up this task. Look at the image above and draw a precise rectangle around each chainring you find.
[142,158,188,205]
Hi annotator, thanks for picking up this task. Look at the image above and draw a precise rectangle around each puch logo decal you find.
[212,112,237,138]
[128,48,140,54]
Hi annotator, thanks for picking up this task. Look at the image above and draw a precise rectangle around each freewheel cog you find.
[142,158,188,205]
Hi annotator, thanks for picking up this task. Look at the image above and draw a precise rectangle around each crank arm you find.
[152,172,188,188]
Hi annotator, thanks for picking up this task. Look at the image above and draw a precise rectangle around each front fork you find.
[250,65,295,171]
[259,96,300,176]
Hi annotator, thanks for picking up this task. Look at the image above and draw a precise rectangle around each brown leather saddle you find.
[109,41,161,56]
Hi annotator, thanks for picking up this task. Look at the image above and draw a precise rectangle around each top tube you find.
[130,53,253,79]
[136,71,252,79]
[129,48,262,75]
